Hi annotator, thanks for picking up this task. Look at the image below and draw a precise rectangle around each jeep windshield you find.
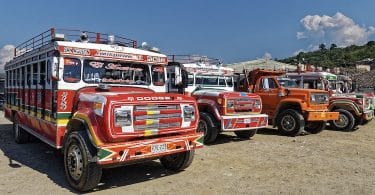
[195,75,233,88]
[83,60,152,85]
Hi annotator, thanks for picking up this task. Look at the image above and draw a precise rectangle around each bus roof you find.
[286,71,337,81]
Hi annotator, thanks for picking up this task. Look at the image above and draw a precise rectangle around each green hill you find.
[278,41,375,68]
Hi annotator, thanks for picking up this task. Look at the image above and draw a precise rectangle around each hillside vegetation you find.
[279,41,375,68]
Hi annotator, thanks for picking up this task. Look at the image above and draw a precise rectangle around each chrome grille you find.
[233,98,254,112]
[134,104,181,131]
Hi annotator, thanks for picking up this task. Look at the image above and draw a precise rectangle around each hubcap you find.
[334,113,349,128]
[281,115,296,131]
[67,145,83,180]
[197,120,208,136]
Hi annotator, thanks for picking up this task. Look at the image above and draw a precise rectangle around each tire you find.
[13,114,30,144]
[197,112,219,144]
[234,129,257,139]
[160,150,195,171]
[64,131,102,192]
[329,109,355,131]
[304,121,326,134]
[277,109,304,136]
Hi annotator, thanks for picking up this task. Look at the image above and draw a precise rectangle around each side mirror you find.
[181,69,188,88]
[51,57,60,81]
[174,66,182,85]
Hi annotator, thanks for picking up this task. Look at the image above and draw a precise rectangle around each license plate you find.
[151,143,167,153]
[244,118,251,123]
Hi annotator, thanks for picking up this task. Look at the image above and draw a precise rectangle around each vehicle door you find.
[256,76,280,117]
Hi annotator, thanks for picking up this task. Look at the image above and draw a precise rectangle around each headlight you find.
[114,109,132,126]
[310,93,329,104]
[254,99,261,110]
[183,105,195,122]
[227,100,235,109]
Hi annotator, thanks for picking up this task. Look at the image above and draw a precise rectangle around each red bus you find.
[4,28,203,191]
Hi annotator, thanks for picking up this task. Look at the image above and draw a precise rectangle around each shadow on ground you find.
[0,123,179,193]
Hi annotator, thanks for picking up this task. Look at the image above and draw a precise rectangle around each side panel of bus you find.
[4,52,62,148]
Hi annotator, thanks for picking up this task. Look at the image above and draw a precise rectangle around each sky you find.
[1,0,375,69]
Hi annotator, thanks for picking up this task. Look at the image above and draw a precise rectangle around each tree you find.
[330,43,337,50]
[319,43,326,51]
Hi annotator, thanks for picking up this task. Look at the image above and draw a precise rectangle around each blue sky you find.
[1,0,375,64]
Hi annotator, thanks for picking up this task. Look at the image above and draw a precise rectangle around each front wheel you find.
[305,121,326,134]
[160,150,195,171]
[197,112,219,144]
[329,109,355,131]
[277,109,304,136]
[234,129,257,139]
[64,131,102,192]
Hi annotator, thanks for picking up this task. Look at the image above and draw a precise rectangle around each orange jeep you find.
[236,69,339,136]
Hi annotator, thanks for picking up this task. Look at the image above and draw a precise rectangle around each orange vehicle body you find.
[237,69,339,135]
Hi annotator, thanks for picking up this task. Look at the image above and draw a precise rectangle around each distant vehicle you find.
[236,69,339,136]
[286,71,374,131]
[166,55,268,143]
[4,28,203,191]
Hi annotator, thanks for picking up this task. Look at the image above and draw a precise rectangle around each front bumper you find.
[306,111,339,121]
[221,114,268,131]
[362,110,374,121]
[97,133,203,165]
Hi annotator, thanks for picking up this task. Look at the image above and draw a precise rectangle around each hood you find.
[77,86,195,103]
[192,88,259,99]
[286,87,328,94]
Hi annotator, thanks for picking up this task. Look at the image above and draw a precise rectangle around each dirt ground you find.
[0,112,374,194]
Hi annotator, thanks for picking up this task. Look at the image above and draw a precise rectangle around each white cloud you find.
[0,45,15,73]
[263,52,272,60]
[298,12,375,48]
[296,32,307,39]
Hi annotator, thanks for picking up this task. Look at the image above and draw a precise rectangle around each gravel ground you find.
[0,112,374,194]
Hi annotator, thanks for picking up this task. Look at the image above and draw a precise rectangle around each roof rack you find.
[14,28,138,57]
[168,55,222,66]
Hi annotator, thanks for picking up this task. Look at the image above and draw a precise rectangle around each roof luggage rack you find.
[14,28,138,57]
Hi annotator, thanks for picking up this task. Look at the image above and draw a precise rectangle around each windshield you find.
[195,75,233,87]
[83,60,151,85]
[278,79,298,88]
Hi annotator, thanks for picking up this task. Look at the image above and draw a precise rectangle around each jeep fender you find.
[273,98,305,126]
[196,99,221,121]
[329,99,362,116]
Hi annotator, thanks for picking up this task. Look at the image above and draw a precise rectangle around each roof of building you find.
[226,59,297,73]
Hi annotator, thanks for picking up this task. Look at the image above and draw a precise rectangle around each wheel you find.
[329,109,355,131]
[197,112,219,144]
[305,121,326,134]
[64,131,102,192]
[277,109,304,136]
[234,129,257,139]
[160,150,195,171]
[13,114,30,144]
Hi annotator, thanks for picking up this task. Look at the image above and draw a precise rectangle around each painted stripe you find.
[72,113,104,146]
[120,149,129,162]
[57,119,69,126]
[147,110,160,115]
[225,118,232,130]
[144,129,158,136]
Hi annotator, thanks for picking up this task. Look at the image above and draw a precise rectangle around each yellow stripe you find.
[57,119,69,126]
[147,110,160,115]
[72,113,104,146]
[144,129,158,136]
[146,119,157,125]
